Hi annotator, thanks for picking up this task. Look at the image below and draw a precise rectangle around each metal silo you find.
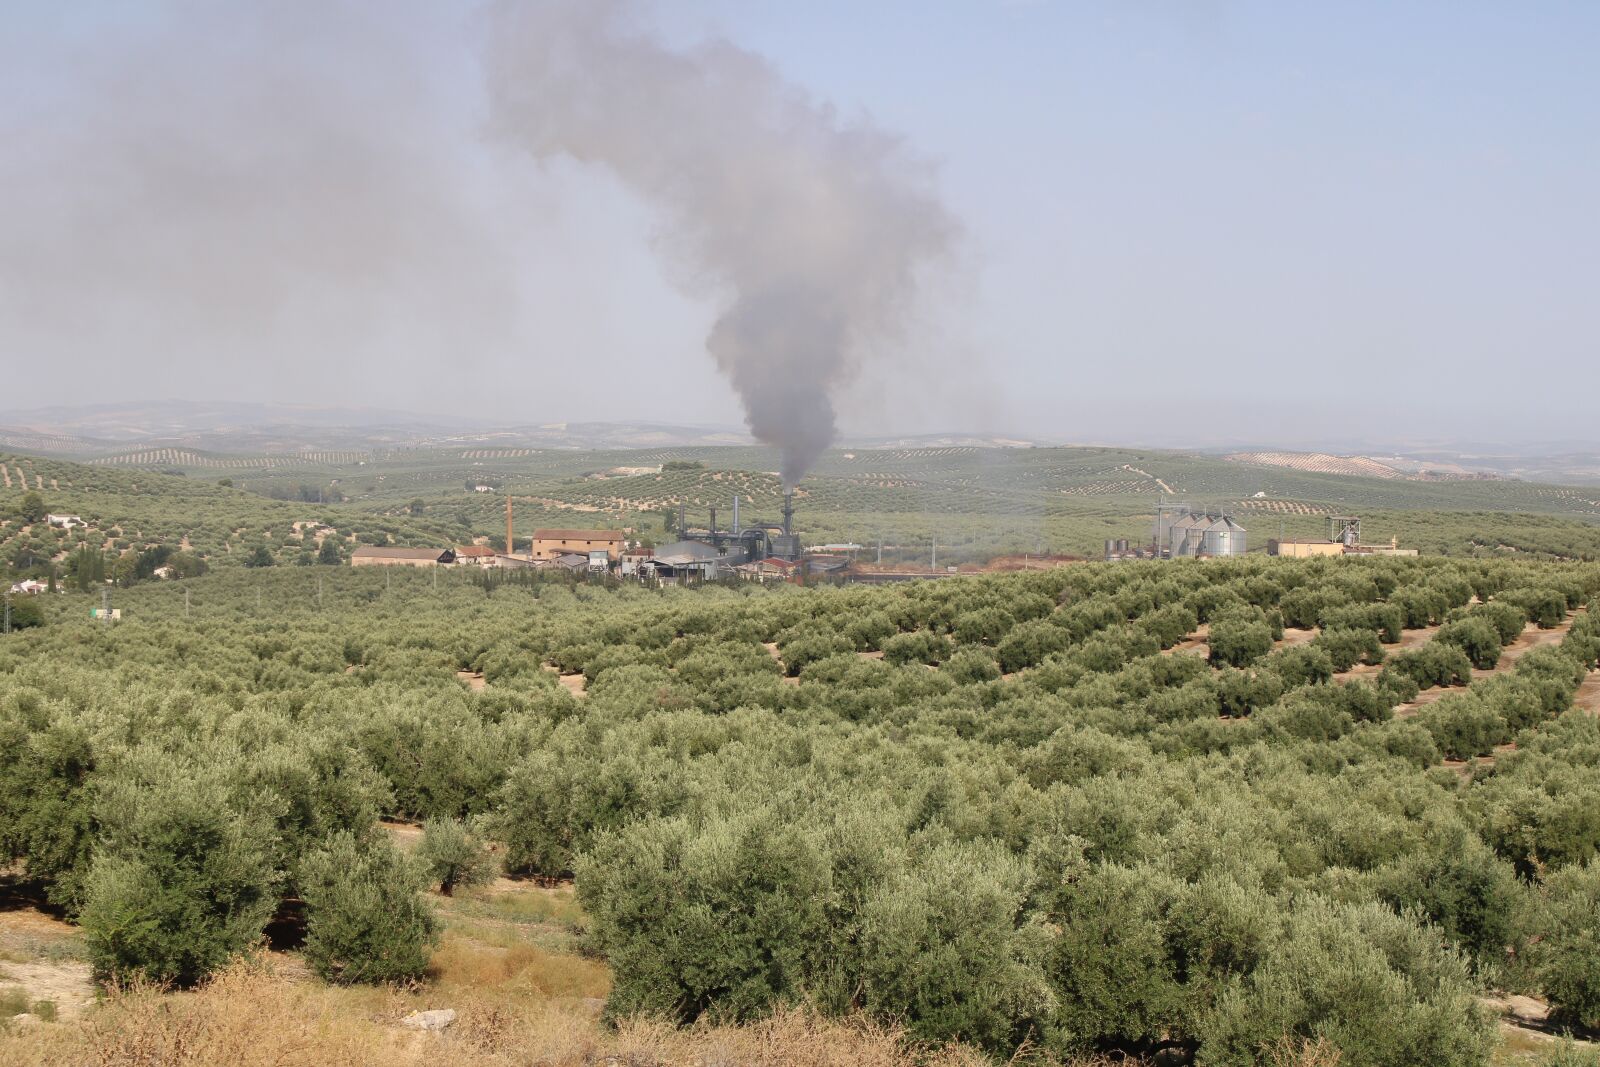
[1213,515,1247,556]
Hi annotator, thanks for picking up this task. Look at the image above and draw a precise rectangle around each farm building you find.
[1268,539,1346,558]
[637,540,724,584]
[530,528,626,561]
[618,547,654,577]
[350,546,455,568]
[453,545,497,565]
[734,557,800,583]
[45,513,84,529]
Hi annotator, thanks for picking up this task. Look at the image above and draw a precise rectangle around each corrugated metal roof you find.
[651,540,722,561]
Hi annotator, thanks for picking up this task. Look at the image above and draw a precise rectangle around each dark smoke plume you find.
[486,1,955,484]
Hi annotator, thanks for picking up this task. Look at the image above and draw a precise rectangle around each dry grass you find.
[0,964,991,1067]
[429,938,609,1002]
[1265,1036,1344,1067]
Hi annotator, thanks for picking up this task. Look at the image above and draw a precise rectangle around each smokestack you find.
[709,506,718,537]
[486,3,955,486]
[782,489,794,537]
[506,495,514,557]
[732,495,741,535]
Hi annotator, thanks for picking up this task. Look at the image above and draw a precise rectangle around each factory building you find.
[1267,539,1346,558]
[530,529,627,561]
[351,546,456,568]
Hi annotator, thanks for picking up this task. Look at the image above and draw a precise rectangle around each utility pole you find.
[931,536,937,572]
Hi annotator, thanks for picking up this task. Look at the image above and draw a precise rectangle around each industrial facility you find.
[1104,501,1248,561]
[1136,499,1249,558]
[1267,516,1417,557]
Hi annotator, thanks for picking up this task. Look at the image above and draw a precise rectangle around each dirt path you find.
[1277,627,1318,650]
[0,905,95,1022]
[456,670,487,691]
[1163,625,1210,658]
[539,664,588,698]
[1493,617,1577,671]
[1575,669,1600,716]
[1484,993,1598,1057]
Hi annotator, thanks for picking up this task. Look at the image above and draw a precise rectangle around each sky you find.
[2,1,1596,451]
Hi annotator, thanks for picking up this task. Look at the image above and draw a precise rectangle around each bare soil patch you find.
[456,670,486,692]
[1575,669,1600,716]
[0,906,94,1022]
[1163,624,1211,659]
[381,820,424,850]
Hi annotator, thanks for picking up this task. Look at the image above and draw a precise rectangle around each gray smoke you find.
[485,1,955,485]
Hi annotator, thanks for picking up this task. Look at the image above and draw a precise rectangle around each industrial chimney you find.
[782,489,794,537]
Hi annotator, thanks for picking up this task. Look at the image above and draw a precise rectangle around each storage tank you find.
[1208,516,1247,556]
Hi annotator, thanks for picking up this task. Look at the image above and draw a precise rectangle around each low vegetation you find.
[1,554,1598,1062]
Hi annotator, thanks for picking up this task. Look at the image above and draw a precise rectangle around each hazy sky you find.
[3,2,1596,449]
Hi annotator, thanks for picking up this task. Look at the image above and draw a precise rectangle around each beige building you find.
[1268,540,1347,558]
[350,546,455,568]
[530,528,626,561]
[453,545,497,566]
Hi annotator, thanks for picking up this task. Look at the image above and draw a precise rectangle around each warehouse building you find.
[530,528,627,561]
[350,546,455,568]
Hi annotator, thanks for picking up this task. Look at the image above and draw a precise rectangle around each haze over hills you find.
[4,400,1597,486]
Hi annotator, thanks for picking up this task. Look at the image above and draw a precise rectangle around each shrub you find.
[1533,860,1600,1030]
[1267,646,1336,688]
[1208,609,1275,669]
[1043,864,1184,1050]
[416,817,498,896]
[1196,899,1494,1067]
[882,630,951,668]
[298,832,439,985]
[1416,694,1508,759]
[80,769,281,985]
[943,647,1001,685]
[1311,627,1385,671]
[856,844,1053,1051]
[1437,617,1505,671]
[1382,643,1474,690]
[1373,826,1521,966]
[579,810,830,1023]
[2,596,44,630]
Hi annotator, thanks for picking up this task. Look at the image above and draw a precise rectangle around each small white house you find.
[46,513,84,529]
